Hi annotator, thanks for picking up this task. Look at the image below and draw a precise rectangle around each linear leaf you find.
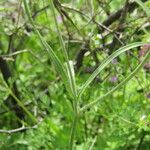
[78,42,149,99]
[49,0,77,98]
[23,0,74,97]
[80,49,150,112]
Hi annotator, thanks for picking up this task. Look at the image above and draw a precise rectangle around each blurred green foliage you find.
[0,0,150,149]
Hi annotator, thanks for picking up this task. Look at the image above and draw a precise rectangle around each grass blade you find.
[78,42,149,99]
[80,49,150,112]
[23,0,75,97]
[49,0,77,98]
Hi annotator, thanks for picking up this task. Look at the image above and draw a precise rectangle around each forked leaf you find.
[78,42,149,99]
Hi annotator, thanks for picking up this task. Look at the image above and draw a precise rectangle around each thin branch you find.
[88,135,97,150]
[0,49,28,58]
[102,0,148,27]
[0,125,38,134]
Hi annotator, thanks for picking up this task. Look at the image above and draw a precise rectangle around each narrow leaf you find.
[49,0,77,98]
[80,49,150,112]
[78,42,149,99]
[23,0,74,97]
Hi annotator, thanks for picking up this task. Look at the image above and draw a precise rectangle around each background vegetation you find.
[0,0,150,149]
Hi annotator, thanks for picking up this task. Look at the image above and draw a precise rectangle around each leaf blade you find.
[80,49,150,112]
[23,0,75,97]
[78,42,149,99]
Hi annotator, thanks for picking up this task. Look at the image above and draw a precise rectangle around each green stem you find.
[69,102,78,150]
[3,80,37,123]
[49,2,79,148]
